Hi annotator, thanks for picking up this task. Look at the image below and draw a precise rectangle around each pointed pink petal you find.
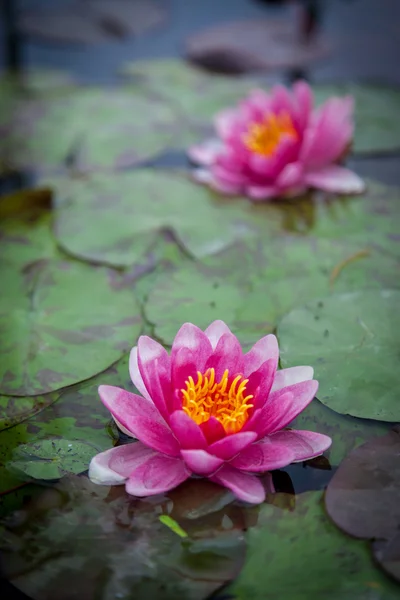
[99,385,180,457]
[137,336,171,419]
[205,332,243,381]
[125,454,190,497]
[109,442,158,477]
[171,323,212,373]
[181,449,224,475]
[230,439,295,472]
[271,366,314,393]
[209,431,257,460]
[169,410,207,450]
[113,416,136,438]
[214,108,240,139]
[200,417,226,445]
[269,429,332,462]
[170,347,197,411]
[204,320,233,350]
[211,465,266,503]
[246,358,277,411]
[129,346,152,401]
[243,334,279,377]
[247,184,279,201]
[89,446,129,485]
[276,162,303,189]
[188,139,223,166]
[304,166,365,194]
[293,80,313,131]
[262,472,276,494]
[269,84,294,115]
[252,380,319,437]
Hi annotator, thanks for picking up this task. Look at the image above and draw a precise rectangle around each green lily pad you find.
[0,475,245,600]
[121,58,264,144]
[51,170,264,266]
[1,85,179,172]
[0,258,142,395]
[325,428,400,583]
[145,236,399,347]
[0,392,59,432]
[7,439,98,480]
[277,289,400,422]
[314,83,400,155]
[229,491,399,599]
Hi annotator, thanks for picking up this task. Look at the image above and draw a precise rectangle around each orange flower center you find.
[243,111,298,156]
[181,368,254,434]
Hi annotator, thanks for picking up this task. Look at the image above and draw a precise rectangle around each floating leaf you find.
[229,491,399,599]
[325,428,400,582]
[0,476,245,600]
[0,259,142,395]
[51,170,262,266]
[2,86,179,172]
[146,236,399,347]
[121,58,266,145]
[278,289,400,421]
[0,392,59,432]
[313,83,400,155]
[7,439,98,480]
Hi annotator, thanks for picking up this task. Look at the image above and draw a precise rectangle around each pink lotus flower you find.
[189,82,365,201]
[89,321,331,503]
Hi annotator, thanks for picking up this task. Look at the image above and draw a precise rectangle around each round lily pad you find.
[325,428,400,583]
[278,289,400,421]
[230,491,400,599]
[7,439,98,480]
[313,83,400,155]
[2,85,179,172]
[52,170,260,267]
[0,259,142,396]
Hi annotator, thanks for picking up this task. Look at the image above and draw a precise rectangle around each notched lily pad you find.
[0,259,142,395]
[313,83,400,155]
[325,428,400,583]
[229,491,399,599]
[7,439,98,480]
[278,289,400,422]
[51,170,259,267]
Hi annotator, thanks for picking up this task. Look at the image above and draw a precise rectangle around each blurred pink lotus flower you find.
[189,82,365,201]
[89,321,331,503]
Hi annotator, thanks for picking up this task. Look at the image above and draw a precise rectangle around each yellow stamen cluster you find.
[181,368,254,434]
[243,111,298,156]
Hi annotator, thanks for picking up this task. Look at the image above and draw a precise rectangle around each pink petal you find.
[129,346,152,401]
[88,446,129,485]
[251,380,319,437]
[113,416,136,438]
[204,320,233,350]
[230,439,295,472]
[276,162,303,189]
[193,168,243,195]
[204,332,243,381]
[169,410,207,450]
[300,96,354,169]
[247,185,279,201]
[170,347,197,411]
[200,417,226,445]
[269,85,294,115]
[214,108,240,139]
[171,323,212,373]
[125,454,190,497]
[188,138,223,166]
[209,431,257,460]
[181,449,224,475]
[271,366,314,393]
[109,442,158,477]
[99,385,180,457]
[211,465,266,504]
[304,166,365,194]
[293,80,313,131]
[269,429,332,462]
[212,164,248,187]
[243,334,279,377]
[246,358,277,411]
[137,336,171,419]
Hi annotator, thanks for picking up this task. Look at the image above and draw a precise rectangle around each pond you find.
[0,1,399,599]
